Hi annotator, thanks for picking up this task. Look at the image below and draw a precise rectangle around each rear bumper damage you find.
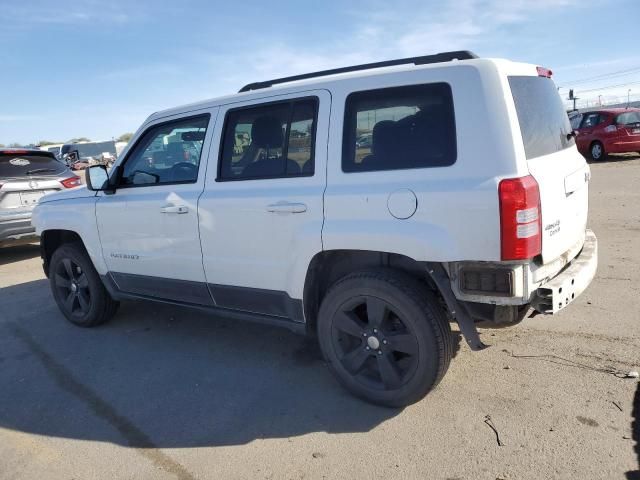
[531,229,598,314]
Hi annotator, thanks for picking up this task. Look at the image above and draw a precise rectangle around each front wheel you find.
[317,269,453,407]
[49,243,119,327]
[590,141,605,161]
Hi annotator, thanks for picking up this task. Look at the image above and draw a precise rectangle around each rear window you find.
[342,83,457,172]
[509,76,574,159]
[0,151,66,178]
[616,111,640,125]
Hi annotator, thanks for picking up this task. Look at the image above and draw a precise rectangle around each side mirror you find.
[85,165,110,191]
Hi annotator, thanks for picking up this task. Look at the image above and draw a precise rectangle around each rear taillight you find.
[499,175,542,260]
[60,176,82,189]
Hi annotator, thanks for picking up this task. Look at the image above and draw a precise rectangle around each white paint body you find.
[32,57,592,307]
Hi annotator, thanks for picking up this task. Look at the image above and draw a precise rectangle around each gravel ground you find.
[0,156,639,480]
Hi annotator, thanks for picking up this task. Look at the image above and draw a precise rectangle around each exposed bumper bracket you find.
[532,229,598,314]
[426,262,488,351]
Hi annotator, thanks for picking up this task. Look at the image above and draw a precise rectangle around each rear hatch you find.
[0,150,68,211]
[614,110,640,140]
[509,75,589,264]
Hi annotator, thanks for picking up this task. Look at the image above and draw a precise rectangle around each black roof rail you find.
[238,50,478,93]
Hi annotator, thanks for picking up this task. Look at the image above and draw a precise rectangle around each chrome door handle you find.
[160,205,189,214]
[266,202,307,214]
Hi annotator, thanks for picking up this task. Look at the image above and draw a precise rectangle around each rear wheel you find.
[49,243,119,327]
[317,269,452,407]
[590,141,605,161]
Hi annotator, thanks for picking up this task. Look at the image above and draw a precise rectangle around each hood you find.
[39,185,97,204]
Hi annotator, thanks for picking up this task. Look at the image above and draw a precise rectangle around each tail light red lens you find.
[60,176,82,189]
[499,175,542,260]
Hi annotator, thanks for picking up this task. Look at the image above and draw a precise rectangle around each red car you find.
[574,107,640,160]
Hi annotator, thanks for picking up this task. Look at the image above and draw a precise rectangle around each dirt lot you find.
[1,157,639,480]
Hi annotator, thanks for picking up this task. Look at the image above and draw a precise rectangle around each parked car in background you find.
[0,149,81,247]
[574,107,640,160]
[61,140,118,167]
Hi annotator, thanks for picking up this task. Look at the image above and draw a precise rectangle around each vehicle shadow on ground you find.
[587,152,640,165]
[627,382,640,479]
[0,243,40,266]
[0,279,456,449]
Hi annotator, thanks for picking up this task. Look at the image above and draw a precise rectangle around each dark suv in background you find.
[0,149,80,247]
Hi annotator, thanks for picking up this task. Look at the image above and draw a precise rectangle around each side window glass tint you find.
[582,114,599,128]
[219,98,317,181]
[342,83,456,173]
[570,114,582,130]
[120,115,209,186]
[288,101,316,175]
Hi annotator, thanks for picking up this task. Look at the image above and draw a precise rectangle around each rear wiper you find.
[25,168,58,175]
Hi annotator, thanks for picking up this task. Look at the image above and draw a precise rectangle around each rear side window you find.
[218,98,318,181]
[342,83,456,172]
[616,111,640,126]
[0,151,66,178]
[509,76,574,159]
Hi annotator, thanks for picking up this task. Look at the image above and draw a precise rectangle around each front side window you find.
[342,83,456,172]
[120,115,209,186]
[581,113,601,128]
[569,114,583,130]
[218,98,317,181]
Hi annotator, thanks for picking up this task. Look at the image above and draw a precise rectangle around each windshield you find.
[616,111,640,125]
[509,76,575,159]
[0,151,66,178]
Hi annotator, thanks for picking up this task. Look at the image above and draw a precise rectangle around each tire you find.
[49,242,119,327]
[317,269,452,407]
[590,141,605,161]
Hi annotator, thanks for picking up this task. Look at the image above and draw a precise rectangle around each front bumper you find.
[531,229,598,314]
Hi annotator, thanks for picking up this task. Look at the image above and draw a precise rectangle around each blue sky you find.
[1,0,639,145]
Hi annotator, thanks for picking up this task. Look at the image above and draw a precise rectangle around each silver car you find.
[0,149,80,247]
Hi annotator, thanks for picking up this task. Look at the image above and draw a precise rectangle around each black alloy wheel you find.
[331,295,419,391]
[54,257,92,318]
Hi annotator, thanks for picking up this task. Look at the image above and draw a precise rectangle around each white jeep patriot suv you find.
[32,51,598,406]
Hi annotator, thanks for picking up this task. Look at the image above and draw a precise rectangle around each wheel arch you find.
[41,229,88,277]
[302,249,439,333]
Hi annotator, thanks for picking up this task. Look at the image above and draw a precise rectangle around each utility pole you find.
[568,89,579,112]
[628,89,632,108]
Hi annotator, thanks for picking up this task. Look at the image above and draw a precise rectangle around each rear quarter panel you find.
[323,60,527,262]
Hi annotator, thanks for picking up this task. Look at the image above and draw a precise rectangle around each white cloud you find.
[196,0,582,99]
[0,2,130,26]
[0,115,41,122]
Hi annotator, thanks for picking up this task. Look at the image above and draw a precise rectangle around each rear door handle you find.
[160,205,189,214]
[266,202,307,214]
